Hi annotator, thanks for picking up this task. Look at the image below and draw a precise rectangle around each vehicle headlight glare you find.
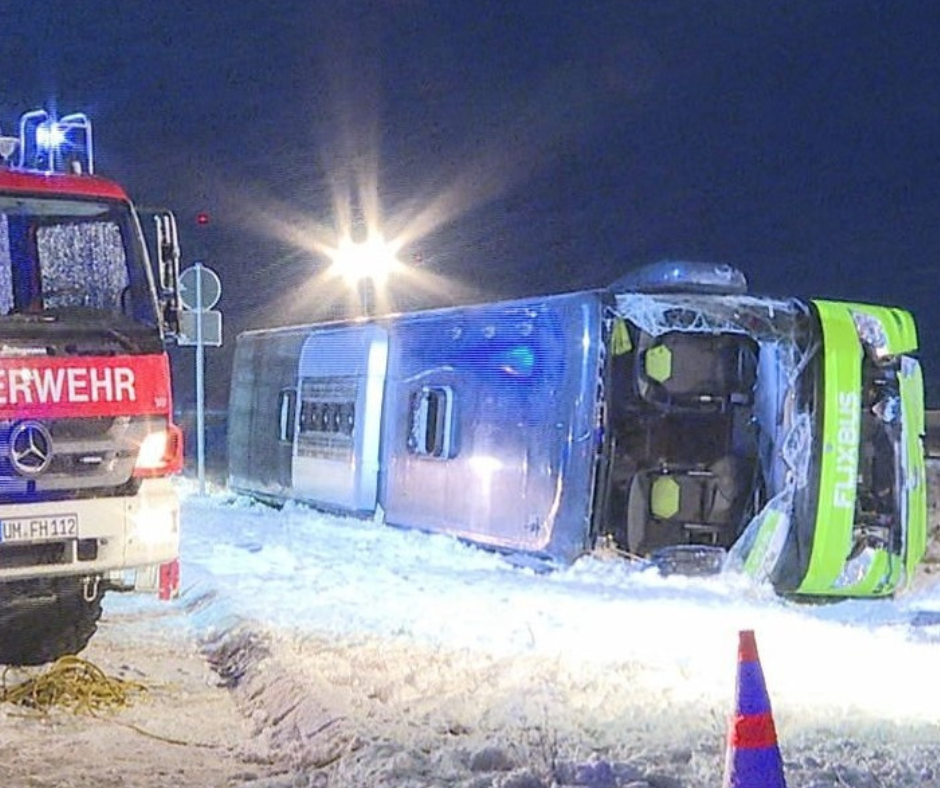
[133,509,177,545]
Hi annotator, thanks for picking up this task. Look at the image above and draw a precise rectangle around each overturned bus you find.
[227,262,928,599]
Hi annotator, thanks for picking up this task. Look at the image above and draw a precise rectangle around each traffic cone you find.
[722,629,787,788]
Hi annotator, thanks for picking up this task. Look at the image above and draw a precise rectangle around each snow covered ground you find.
[147,478,940,787]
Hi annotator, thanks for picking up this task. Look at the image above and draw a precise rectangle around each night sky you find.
[7,1,940,407]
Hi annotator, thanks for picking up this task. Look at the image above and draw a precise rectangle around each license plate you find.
[0,514,78,544]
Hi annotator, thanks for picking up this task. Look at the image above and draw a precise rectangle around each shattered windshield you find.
[0,194,159,326]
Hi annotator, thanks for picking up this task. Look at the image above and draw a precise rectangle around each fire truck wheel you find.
[0,577,104,667]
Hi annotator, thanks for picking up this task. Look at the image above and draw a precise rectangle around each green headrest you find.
[645,344,673,383]
[651,475,680,519]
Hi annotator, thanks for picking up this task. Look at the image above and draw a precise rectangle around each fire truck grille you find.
[0,415,162,500]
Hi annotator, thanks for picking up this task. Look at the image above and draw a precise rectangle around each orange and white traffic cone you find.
[722,629,787,788]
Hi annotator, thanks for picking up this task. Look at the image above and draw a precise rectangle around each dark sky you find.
[7,1,940,406]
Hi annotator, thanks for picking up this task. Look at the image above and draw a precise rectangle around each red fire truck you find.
[0,110,183,665]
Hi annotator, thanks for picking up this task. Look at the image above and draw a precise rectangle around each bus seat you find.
[626,456,746,554]
[636,331,757,411]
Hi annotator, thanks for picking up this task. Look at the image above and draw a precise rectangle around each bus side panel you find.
[292,324,389,513]
[379,292,604,562]
[227,329,308,500]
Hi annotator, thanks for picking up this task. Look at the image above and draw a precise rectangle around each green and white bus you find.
[228,261,928,599]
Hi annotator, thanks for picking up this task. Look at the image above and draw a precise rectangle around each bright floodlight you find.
[328,233,400,286]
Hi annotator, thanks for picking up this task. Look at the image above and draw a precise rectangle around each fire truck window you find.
[37,222,129,311]
[1,215,43,314]
[0,197,157,325]
[0,215,14,314]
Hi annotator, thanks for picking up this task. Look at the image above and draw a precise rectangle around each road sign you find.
[177,309,222,347]
[179,263,222,310]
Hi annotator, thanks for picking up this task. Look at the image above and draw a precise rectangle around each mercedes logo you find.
[9,421,53,476]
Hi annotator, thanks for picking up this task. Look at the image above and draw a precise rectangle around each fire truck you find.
[0,110,183,665]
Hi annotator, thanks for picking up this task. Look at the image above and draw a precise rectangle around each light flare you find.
[326,232,402,287]
[221,20,623,323]
[36,122,67,150]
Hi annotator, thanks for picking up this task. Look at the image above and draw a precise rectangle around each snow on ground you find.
[0,592,276,788]
[169,478,940,787]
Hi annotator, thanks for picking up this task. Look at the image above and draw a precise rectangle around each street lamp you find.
[327,232,401,316]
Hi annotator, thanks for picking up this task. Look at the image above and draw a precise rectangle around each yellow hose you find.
[1,655,148,715]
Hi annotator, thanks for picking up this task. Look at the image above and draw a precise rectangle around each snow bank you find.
[172,481,940,787]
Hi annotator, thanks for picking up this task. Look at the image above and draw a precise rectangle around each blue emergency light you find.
[17,109,94,175]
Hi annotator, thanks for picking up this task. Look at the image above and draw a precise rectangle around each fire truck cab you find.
[0,110,183,665]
